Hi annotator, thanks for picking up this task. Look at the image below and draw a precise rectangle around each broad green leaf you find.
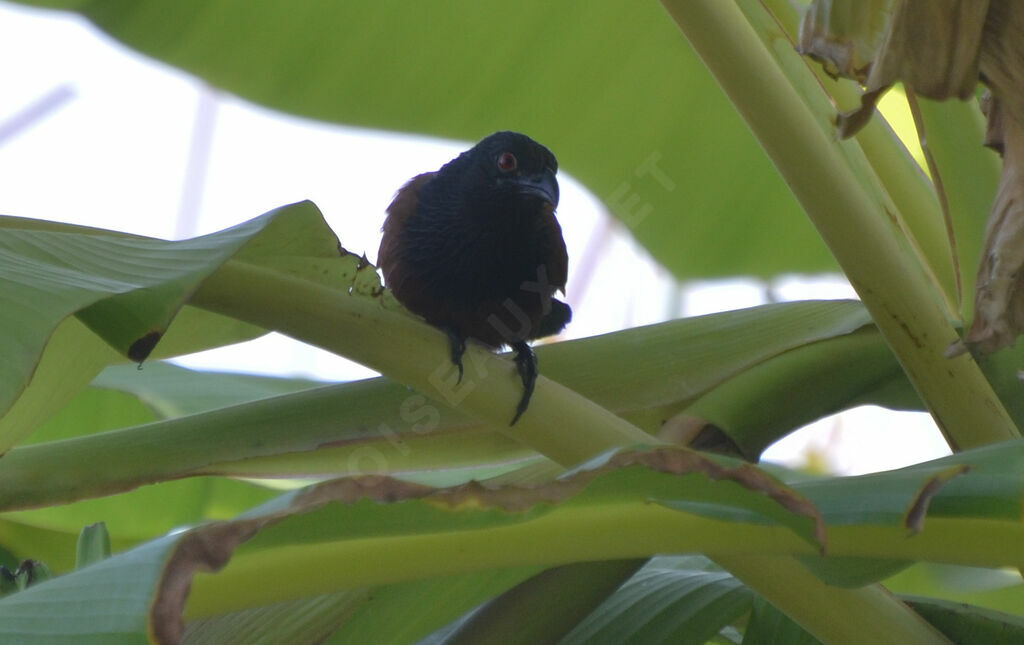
[0,300,884,510]
[182,447,821,620]
[541,300,873,417]
[11,441,1024,640]
[19,289,1024,517]
[10,0,831,281]
[794,439,1024,526]
[788,439,1024,585]
[12,0,993,333]
[323,569,537,645]
[22,366,160,445]
[429,560,646,644]
[0,448,819,640]
[0,533,182,644]
[4,477,278,545]
[793,556,912,588]
[742,596,821,645]
[683,327,909,457]
[886,563,1024,617]
[561,559,753,645]
[185,591,372,645]
[0,202,332,452]
[92,361,322,419]
[741,585,1024,642]
[904,596,1024,645]
[0,476,278,573]
[184,575,538,645]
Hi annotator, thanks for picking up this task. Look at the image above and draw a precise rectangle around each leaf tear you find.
[149,447,824,638]
[903,464,970,533]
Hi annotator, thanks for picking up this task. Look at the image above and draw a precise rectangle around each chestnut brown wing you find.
[377,172,435,299]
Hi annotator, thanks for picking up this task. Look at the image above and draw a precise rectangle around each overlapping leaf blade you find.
[0,201,377,452]
[561,557,753,645]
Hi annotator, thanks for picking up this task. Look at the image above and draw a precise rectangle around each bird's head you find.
[430,131,560,218]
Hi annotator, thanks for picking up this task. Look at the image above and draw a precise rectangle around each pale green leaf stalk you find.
[716,555,949,645]
[660,0,1017,451]
[754,0,961,317]
[190,261,653,467]
[185,240,945,645]
[658,1,995,642]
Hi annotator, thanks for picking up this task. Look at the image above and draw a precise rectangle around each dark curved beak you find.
[511,168,559,207]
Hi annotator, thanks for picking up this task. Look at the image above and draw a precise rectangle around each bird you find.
[378,131,571,425]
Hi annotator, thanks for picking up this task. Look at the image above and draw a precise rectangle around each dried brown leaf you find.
[979,1,1024,128]
[956,2,1024,354]
[865,0,986,100]
[801,2,1024,353]
[148,448,824,641]
[152,521,267,644]
[903,464,970,533]
[802,0,989,137]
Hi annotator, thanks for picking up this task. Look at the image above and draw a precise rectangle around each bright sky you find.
[0,4,952,475]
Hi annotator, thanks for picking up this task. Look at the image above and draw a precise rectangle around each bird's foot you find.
[443,326,467,384]
[510,341,537,425]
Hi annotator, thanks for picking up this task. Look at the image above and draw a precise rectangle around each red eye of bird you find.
[497,152,518,172]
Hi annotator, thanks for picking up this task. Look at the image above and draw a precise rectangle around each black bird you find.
[378,131,571,424]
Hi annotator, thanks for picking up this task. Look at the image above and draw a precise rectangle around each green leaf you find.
[75,522,111,569]
[2,477,278,549]
[0,447,819,640]
[794,439,1024,527]
[742,595,820,645]
[10,0,832,281]
[179,447,820,620]
[886,563,1024,617]
[92,361,322,419]
[0,533,183,644]
[904,595,1024,645]
[0,202,332,452]
[429,560,645,644]
[325,569,537,645]
[0,298,884,510]
[561,558,753,645]
[794,556,912,588]
[184,569,539,645]
[11,441,1023,640]
[185,591,372,645]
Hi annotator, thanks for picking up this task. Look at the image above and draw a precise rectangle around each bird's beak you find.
[511,168,559,207]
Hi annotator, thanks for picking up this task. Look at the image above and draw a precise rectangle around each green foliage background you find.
[0,1,1021,644]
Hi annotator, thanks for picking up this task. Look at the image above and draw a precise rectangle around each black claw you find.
[443,326,466,384]
[510,341,537,425]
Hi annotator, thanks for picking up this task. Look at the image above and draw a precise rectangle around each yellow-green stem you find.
[715,555,950,645]
[753,0,960,317]
[187,246,955,645]
[660,0,1018,450]
[188,493,1016,631]
[190,260,653,467]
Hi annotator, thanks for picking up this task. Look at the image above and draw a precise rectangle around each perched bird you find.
[378,131,571,424]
